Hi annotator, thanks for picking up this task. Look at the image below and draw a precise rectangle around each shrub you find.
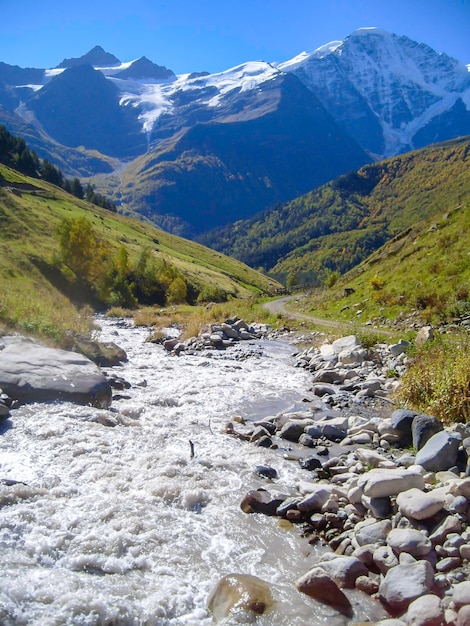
[370,274,384,290]
[196,285,227,304]
[167,277,188,305]
[323,270,340,288]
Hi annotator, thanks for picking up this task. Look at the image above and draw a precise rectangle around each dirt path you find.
[263,295,347,329]
[264,295,395,337]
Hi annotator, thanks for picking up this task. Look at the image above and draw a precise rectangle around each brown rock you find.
[296,566,353,617]
[207,573,273,621]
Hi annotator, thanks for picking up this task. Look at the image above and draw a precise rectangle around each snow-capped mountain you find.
[0,28,469,235]
[279,27,470,157]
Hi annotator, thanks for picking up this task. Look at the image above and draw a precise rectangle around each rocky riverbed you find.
[1,316,469,625]
[204,323,470,626]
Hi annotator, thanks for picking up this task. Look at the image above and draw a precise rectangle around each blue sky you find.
[1,0,469,73]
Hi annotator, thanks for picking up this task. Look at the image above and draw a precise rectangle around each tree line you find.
[0,125,116,211]
[54,215,226,309]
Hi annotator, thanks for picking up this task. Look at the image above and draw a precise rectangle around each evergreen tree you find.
[40,159,63,187]
[71,177,84,199]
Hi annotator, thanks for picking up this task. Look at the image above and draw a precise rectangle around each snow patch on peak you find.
[278,51,312,70]
[349,26,388,38]
[115,60,280,137]
[205,61,278,93]
[312,40,343,59]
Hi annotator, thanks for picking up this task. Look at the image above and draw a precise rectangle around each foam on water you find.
[0,318,384,625]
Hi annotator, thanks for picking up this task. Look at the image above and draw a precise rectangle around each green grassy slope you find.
[199,137,470,284]
[296,198,470,328]
[0,163,281,341]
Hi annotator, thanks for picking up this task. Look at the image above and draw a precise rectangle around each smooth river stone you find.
[396,487,445,520]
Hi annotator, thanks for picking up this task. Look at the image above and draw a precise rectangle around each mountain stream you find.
[0,317,386,625]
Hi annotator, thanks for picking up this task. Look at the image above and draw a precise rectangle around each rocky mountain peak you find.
[114,56,175,81]
[57,45,121,69]
[279,28,470,157]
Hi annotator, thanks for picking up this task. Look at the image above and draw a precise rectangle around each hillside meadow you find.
[0,163,281,343]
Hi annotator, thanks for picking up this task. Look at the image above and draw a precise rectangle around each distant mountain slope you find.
[0,160,277,306]
[117,72,370,236]
[279,27,470,157]
[199,136,470,283]
[27,65,147,158]
[303,197,470,328]
[0,128,280,341]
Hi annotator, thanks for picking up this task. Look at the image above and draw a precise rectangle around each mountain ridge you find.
[279,27,470,157]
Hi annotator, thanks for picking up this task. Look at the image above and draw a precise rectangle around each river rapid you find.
[0,317,383,625]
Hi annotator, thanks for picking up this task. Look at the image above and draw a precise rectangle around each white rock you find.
[457,605,470,626]
[355,518,392,546]
[338,347,368,364]
[454,477,470,500]
[351,433,373,444]
[358,468,425,499]
[378,560,434,613]
[319,344,338,362]
[397,488,445,520]
[355,448,397,469]
[332,335,361,354]
[317,555,368,588]
[453,581,470,609]
[373,545,399,573]
[405,593,444,626]
[387,528,432,557]
[347,484,364,504]
[316,415,350,430]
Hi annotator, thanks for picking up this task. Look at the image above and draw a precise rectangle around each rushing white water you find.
[0,318,385,625]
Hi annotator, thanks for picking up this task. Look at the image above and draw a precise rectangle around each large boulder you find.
[386,529,432,558]
[412,414,443,451]
[415,430,461,472]
[396,488,445,520]
[318,555,368,588]
[378,560,434,613]
[405,594,444,626]
[62,335,127,366]
[355,519,392,547]
[452,581,470,610]
[357,468,425,499]
[0,335,112,408]
[390,409,419,443]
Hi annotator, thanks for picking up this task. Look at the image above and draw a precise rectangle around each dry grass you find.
[396,336,470,423]
[0,286,94,344]
[126,299,280,341]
